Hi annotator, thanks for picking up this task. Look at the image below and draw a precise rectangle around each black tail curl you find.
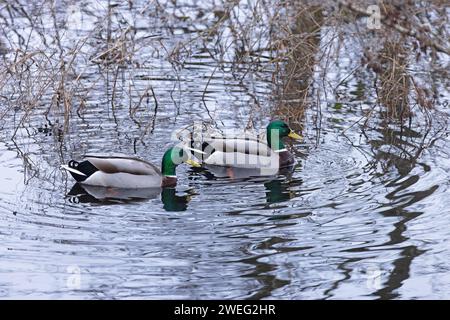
[67,159,98,182]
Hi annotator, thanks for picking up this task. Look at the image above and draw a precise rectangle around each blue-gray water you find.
[0,0,449,299]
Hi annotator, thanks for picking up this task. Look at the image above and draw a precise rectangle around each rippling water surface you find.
[0,1,450,299]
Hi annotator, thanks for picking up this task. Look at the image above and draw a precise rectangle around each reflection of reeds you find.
[341,0,447,122]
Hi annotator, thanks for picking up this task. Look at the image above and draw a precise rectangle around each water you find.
[0,0,450,299]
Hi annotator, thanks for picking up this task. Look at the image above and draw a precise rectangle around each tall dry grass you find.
[0,0,448,137]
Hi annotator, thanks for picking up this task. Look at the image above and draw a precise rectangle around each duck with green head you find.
[184,120,302,175]
[61,147,200,188]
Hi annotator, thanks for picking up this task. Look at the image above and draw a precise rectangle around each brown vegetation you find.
[0,0,448,139]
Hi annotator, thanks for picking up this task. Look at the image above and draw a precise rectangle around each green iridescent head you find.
[161,147,200,177]
[266,120,302,152]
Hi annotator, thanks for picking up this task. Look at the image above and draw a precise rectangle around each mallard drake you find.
[181,120,302,175]
[61,147,200,188]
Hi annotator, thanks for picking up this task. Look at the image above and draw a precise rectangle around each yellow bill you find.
[288,130,302,140]
[185,159,201,167]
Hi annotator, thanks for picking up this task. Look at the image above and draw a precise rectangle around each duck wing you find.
[209,130,262,141]
[178,126,271,157]
[207,137,272,157]
[84,153,161,176]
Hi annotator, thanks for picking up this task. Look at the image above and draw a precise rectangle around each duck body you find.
[200,137,290,175]
[181,120,300,175]
[62,148,199,189]
[62,154,164,188]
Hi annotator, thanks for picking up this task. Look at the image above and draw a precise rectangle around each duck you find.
[180,120,302,175]
[61,147,200,189]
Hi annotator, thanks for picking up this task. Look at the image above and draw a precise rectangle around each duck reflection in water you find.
[191,164,297,205]
[264,179,295,204]
[67,183,193,211]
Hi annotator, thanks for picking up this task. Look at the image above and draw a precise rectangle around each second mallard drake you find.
[181,120,302,175]
[61,147,200,188]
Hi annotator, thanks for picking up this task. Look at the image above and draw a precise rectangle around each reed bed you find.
[0,0,448,139]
